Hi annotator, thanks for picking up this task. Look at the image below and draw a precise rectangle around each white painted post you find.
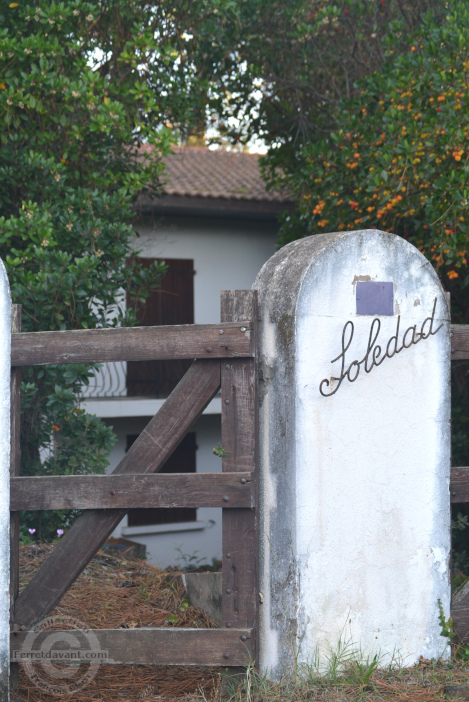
[254,230,451,678]
[0,261,10,699]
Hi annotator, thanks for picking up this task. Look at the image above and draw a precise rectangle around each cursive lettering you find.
[319,297,443,397]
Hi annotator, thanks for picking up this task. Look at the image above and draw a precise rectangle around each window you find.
[126,258,194,397]
[127,432,197,527]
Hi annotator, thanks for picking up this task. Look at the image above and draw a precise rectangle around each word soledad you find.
[319,297,443,397]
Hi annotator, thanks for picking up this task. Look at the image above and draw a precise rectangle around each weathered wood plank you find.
[451,325,469,360]
[14,359,221,629]
[11,322,252,366]
[221,291,259,666]
[452,608,469,642]
[450,467,469,502]
[10,304,21,691]
[11,472,253,511]
[10,628,253,666]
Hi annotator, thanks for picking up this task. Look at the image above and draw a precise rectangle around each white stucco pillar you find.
[254,230,450,678]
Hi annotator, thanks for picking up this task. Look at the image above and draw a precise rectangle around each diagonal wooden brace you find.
[14,358,221,629]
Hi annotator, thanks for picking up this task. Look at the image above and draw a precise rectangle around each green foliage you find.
[438,598,455,641]
[213,443,230,458]
[0,0,238,540]
[269,3,469,501]
[348,655,379,688]
[277,5,469,286]
[453,512,469,533]
[437,598,469,662]
[204,0,442,154]
[174,545,208,571]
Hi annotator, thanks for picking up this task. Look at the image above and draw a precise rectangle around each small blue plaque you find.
[356,281,394,316]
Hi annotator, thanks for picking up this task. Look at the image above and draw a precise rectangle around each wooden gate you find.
[9,290,259,668]
[8,289,469,671]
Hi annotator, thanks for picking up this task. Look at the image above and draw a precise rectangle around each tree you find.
[0,0,237,540]
[194,0,442,155]
[257,2,469,559]
[276,4,469,287]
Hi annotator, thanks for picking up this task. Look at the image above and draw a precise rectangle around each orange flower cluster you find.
[376,195,403,219]
[312,199,326,216]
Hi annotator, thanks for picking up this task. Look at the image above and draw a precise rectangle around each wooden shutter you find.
[127,432,197,527]
[126,258,194,397]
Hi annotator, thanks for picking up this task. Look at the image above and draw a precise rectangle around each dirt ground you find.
[11,544,469,702]
[11,543,221,701]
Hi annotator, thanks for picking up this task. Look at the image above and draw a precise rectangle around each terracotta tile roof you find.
[158,146,292,203]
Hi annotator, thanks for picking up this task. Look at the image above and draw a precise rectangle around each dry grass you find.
[12,543,220,701]
[11,544,469,701]
[215,656,469,702]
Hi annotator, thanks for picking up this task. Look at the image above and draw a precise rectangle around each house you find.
[81,146,294,568]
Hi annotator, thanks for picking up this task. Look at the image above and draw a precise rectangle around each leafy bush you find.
[0,0,219,539]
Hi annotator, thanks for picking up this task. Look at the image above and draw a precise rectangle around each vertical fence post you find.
[220,290,258,675]
[10,305,21,693]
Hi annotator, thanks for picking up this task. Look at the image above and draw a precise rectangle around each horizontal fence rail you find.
[10,323,469,367]
[11,472,254,511]
[452,325,469,361]
[452,610,469,643]
[450,467,469,503]
[11,322,253,366]
[10,628,254,666]
[11,467,466,511]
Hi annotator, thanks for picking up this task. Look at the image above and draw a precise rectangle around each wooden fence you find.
[9,290,258,668]
[7,293,469,671]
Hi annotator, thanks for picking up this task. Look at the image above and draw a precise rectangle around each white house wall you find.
[81,213,277,568]
[132,214,277,323]
[104,413,223,569]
